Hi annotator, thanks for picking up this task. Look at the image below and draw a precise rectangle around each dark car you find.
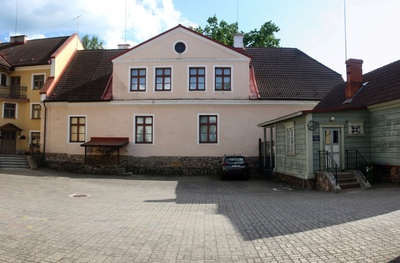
[218,155,249,180]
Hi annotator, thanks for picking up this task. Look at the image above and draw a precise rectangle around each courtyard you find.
[1,168,399,262]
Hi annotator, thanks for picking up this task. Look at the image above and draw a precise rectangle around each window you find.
[285,122,295,154]
[130,68,146,91]
[215,67,231,91]
[32,74,45,90]
[69,116,86,143]
[135,116,153,144]
[31,104,41,119]
[3,103,16,118]
[174,42,186,54]
[189,67,205,91]
[348,121,364,135]
[155,68,171,91]
[30,132,40,146]
[199,115,218,143]
[0,73,6,86]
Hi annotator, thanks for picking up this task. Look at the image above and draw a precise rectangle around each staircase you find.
[0,155,30,169]
[337,171,360,190]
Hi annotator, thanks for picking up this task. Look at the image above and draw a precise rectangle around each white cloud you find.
[0,0,192,48]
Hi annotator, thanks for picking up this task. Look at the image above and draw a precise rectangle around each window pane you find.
[71,134,77,141]
[145,117,152,124]
[224,68,231,74]
[215,68,222,75]
[145,134,152,142]
[137,117,144,124]
[136,134,143,142]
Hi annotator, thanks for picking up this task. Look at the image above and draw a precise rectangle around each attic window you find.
[174,42,186,54]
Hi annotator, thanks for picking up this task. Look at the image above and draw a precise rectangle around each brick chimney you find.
[345,59,363,98]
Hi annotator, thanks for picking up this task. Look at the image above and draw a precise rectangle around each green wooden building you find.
[258,59,400,191]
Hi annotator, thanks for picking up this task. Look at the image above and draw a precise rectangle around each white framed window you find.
[348,121,364,135]
[130,67,147,92]
[32,74,45,90]
[285,122,295,155]
[188,66,206,91]
[31,103,41,119]
[154,66,172,91]
[214,66,233,91]
[0,73,7,86]
[3,102,17,119]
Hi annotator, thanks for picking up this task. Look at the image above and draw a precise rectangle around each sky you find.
[1,0,400,78]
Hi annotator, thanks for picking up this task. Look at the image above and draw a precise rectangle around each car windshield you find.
[225,157,245,163]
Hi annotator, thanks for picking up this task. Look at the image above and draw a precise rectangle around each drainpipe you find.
[42,100,47,162]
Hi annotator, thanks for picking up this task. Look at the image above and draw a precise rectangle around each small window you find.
[199,115,218,143]
[155,68,171,91]
[135,116,153,144]
[32,74,45,90]
[0,73,7,86]
[189,67,205,91]
[285,122,295,155]
[31,104,41,119]
[348,121,364,135]
[3,103,16,118]
[69,116,86,143]
[30,132,40,146]
[174,42,186,54]
[215,67,231,91]
[130,68,146,92]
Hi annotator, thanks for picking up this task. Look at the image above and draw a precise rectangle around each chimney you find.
[10,35,27,44]
[118,44,131,50]
[233,34,244,49]
[345,58,363,98]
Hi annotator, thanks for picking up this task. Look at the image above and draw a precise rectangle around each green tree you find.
[191,15,280,47]
[81,34,104,50]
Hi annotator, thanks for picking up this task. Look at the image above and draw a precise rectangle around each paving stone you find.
[0,168,400,262]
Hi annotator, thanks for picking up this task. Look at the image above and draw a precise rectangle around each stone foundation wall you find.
[44,153,259,176]
[273,172,315,189]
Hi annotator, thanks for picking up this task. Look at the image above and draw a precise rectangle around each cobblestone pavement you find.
[1,168,400,263]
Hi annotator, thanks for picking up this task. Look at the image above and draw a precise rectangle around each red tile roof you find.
[243,47,343,100]
[314,60,400,111]
[46,49,124,102]
[0,36,70,67]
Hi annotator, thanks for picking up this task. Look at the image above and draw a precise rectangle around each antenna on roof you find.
[236,0,239,31]
[124,0,127,44]
[14,0,19,36]
[343,0,348,61]
[73,15,82,35]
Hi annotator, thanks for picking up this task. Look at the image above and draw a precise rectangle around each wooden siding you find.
[275,116,308,179]
[370,106,400,166]
[311,110,370,171]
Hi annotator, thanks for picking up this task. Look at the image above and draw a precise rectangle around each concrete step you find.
[0,155,30,169]
[337,171,360,190]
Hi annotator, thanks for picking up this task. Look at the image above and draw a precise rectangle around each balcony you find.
[0,85,28,100]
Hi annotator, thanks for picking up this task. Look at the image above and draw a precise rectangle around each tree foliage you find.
[81,34,104,50]
[191,15,280,47]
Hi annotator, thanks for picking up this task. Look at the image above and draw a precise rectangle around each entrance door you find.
[1,131,17,154]
[323,128,341,167]
[10,76,21,98]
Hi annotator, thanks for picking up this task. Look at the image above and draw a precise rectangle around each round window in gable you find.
[174,42,186,54]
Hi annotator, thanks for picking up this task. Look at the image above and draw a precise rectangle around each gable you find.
[113,25,250,63]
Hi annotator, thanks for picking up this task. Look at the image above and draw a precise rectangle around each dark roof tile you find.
[47,49,124,102]
[0,36,69,67]
[314,59,400,110]
[243,47,343,100]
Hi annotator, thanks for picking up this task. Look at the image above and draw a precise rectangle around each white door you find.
[323,128,341,167]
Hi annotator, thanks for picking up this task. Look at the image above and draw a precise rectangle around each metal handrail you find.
[318,150,339,186]
[345,150,368,183]
[0,85,28,99]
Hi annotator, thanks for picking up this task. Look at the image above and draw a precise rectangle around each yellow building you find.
[0,34,82,154]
